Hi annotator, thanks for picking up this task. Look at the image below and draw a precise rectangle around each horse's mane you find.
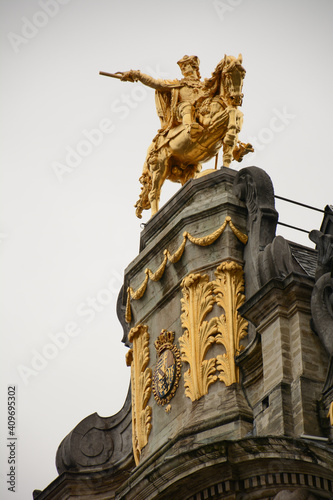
[202,56,244,97]
[202,60,225,97]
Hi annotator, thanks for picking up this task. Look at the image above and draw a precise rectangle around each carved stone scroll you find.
[126,325,152,465]
[56,387,134,475]
[233,166,297,298]
[179,273,218,401]
[214,261,248,386]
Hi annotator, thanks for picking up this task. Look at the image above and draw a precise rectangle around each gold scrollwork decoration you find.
[125,217,247,322]
[214,261,248,386]
[125,324,152,465]
[179,273,219,401]
[328,401,333,426]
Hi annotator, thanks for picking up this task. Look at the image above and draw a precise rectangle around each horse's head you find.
[220,54,246,107]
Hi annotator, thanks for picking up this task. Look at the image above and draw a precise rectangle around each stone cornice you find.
[116,436,333,500]
[239,273,314,329]
[34,436,333,499]
[139,167,243,250]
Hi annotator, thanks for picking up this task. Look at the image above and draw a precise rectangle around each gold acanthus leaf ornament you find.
[179,273,219,402]
[126,324,152,465]
[213,261,248,386]
[179,262,248,401]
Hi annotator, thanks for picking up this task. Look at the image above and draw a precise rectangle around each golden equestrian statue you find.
[100,55,253,218]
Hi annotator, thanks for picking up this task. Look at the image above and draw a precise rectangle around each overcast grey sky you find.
[1,0,333,498]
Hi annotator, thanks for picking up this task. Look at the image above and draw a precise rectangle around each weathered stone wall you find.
[123,168,253,464]
[240,275,329,440]
[36,166,333,500]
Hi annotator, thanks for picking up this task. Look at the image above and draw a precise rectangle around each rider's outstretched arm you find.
[121,70,173,91]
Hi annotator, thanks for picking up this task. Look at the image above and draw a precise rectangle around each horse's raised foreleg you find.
[223,107,243,167]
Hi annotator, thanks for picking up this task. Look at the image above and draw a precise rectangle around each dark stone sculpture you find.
[56,387,133,474]
[309,206,333,357]
[258,234,296,285]
[311,272,333,355]
[309,206,333,438]
[233,166,295,297]
[117,285,130,346]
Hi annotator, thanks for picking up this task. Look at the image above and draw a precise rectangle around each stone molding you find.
[239,273,313,330]
[187,476,332,500]
[35,437,333,500]
[139,167,239,250]
[236,331,263,389]
[115,437,333,500]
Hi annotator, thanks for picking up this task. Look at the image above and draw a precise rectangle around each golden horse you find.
[100,55,253,219]
[134,55,252,219]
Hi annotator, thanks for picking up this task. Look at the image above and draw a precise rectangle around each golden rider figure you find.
[119,55,208,134]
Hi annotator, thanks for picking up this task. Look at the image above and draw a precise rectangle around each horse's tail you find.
[134,169,152,219]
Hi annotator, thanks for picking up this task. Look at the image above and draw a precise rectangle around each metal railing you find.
[275,195,328,235]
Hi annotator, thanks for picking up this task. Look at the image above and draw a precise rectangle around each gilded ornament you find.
[126,324,152,465]
[152,330,181,410]
[213,261,248,386]
[146,255,168,281]
[227,217,248,245]
[165,241,186,264]
[125,218,247,323]
[328,401,333,426]
[100,55,253,218]
[179,273,219,401]
[184,219,228,247]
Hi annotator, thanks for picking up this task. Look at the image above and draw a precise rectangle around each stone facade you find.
[34,167,333,500]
